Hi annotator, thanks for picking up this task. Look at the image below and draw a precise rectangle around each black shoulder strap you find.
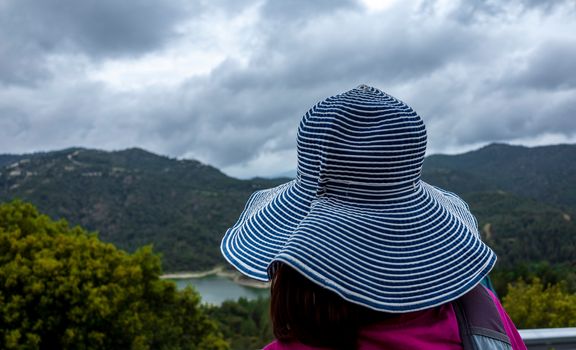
[453,284,512,350]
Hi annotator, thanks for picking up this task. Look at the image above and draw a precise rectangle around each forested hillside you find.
[423,143,576,207]
[0,148,285,271]
[0,144,574,284]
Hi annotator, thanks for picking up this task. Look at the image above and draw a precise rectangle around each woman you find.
[221,85,526,349]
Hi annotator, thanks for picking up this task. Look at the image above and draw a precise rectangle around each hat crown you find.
[296,85,427,200]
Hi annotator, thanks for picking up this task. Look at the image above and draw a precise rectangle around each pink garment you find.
[263,287,527,350]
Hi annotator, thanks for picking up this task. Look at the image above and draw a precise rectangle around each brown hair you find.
[270,263,394,349]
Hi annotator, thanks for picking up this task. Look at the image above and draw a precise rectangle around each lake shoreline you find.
[161,266,270,289]
[161,266,228,279]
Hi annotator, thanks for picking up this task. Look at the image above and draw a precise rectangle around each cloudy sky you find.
[0,0,575,178]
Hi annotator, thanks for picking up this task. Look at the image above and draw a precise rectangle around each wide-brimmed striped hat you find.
[221,85,496,312]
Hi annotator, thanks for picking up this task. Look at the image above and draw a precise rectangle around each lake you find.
[170,274,269,305]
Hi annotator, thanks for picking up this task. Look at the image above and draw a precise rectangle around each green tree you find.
[206,297,273,350]
[0,200,229,350]
[503,277,576,329]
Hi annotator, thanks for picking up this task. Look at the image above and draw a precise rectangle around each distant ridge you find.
[423,143,576,208]
[1,143,574,274]
[0,147,284,271]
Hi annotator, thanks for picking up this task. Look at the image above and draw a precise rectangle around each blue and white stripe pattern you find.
[221,85,496,312]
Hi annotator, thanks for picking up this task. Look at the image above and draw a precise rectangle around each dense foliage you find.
[0,201,228,350]
[463,192,576,296]
[206,297,273,350]
[503,278,576,328]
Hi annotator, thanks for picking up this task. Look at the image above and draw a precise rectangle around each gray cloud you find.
[442,0,576,24]
[0,0,193,85]
[514,0,575,12]
[0,37,54,86]
[0,0,575,178]
[508,40,576,90]
[260,0,360,22]
[146,69,307,167]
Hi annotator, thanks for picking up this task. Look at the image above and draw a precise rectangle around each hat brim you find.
[220,179,496,312]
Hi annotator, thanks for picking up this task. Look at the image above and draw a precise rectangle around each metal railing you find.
[519,328,576,350]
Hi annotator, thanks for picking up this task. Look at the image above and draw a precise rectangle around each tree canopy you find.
[503,278,576,329]
[206,297,272,350]
[0,201,228,350]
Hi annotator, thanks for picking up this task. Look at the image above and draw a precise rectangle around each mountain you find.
[0,144,574,277]
[422,143,576,208]
[0,147,286,271]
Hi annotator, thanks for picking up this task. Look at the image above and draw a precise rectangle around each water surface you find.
[172,274,269,305]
